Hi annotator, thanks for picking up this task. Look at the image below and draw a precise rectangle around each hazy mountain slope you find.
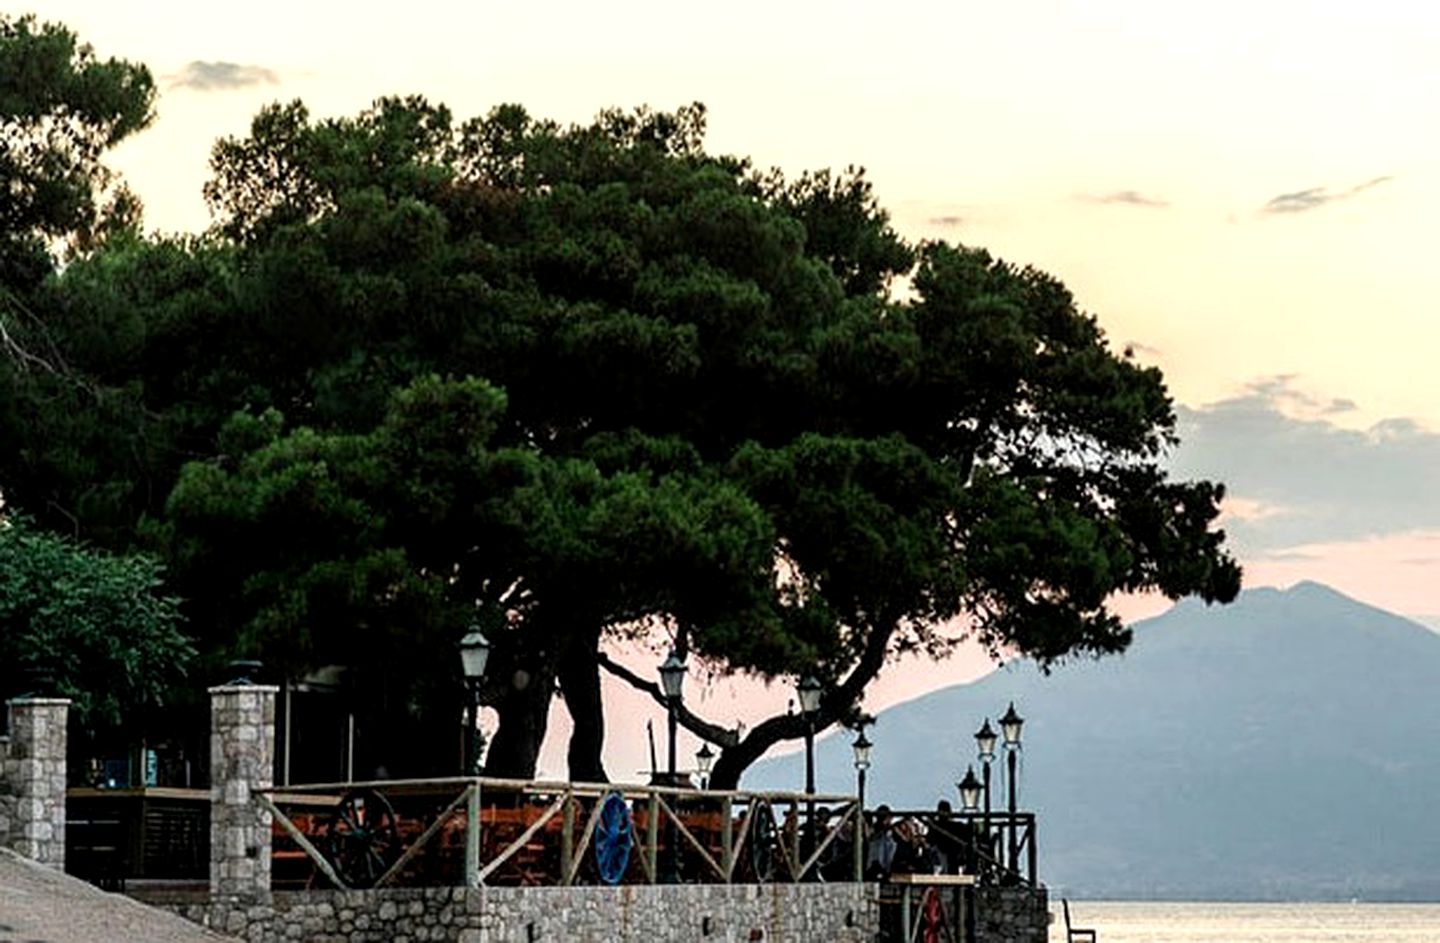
[744,582,1440,900]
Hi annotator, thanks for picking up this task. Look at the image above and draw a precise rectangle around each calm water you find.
[1046,902,1440,942]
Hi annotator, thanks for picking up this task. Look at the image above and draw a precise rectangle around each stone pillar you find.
[209,684,278,902]
[1,697,71,868]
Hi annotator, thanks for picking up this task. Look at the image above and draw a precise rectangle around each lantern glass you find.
[459,628,491,682]
[975,719,997,762]
[958,766,982,811]
[659,650,687,699]
[696,743,715,776]
[797,675,823,715]
[851,730,873,771]
[1000,702,1024,747]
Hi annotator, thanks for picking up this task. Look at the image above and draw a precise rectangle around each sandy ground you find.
[0,850,236,943]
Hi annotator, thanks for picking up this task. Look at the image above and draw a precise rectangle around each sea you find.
[1045,902,1440,942]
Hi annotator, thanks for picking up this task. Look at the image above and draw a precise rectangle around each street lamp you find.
[851,728,872,810]
[999,702,1023,872]
[797,675,822,795]
[658,649,686,884]
[797,675,822,865]
[695,742,714,790]
[658,650,687,785]
[459,628,491,776]
[851,727,872,880]
[974,718,996,863]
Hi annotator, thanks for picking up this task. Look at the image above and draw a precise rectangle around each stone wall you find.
[0,698,70,868]
[167,883,878,943]
[974,885,1049,943]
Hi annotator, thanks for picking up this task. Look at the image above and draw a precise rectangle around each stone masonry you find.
[210,683,278,903]
[974,885,1049,943]
[167,882,879,943]
[0,697,71,869]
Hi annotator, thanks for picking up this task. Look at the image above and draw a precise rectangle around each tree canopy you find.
[0,13,153,287]
[0,57,1239,783]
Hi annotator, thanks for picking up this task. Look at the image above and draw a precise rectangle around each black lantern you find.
[851,730,872,772]
[797,675,823,715]
[958,766,982,812]
[974,719,997,762]
[695,742,715,789]
[1000,702,1024,747]
[659,650,687,700]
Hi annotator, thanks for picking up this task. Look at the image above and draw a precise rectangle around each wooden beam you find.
[476,794,565,884]
[656,795,723,881]
[254,792,349,891]
[374,786,472,889]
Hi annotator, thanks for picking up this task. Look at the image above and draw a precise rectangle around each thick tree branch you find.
[595,650,739,748]
[706,610,902,791]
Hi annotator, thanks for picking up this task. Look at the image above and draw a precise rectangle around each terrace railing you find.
[259,776,864,891]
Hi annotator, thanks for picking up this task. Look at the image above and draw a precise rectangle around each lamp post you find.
[851,727,872,881]
[851,729,872,811]
[658,650,687,785]
[797,675,822,795]
[974,718,996,865]
[846,731,869,886]
[999,702,1024,873]
[459,628,491,776]
[658,649,686,884]
[797,675,822,863]
[695,742,714,791]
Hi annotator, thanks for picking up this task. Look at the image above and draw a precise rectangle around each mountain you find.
[743,582,1440,900]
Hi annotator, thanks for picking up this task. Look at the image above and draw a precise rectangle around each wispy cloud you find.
[928,215,964,228]
[1261,175,1392,214]
[1078,190,1169,208]
[1168,376,1440,554]
[167,61,279,92]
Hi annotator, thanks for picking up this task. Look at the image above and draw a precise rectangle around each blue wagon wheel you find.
[593,791,633,885]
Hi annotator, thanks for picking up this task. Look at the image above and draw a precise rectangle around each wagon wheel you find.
[324,788,401,888]
[747,801,779,883]
[593,791,633,885]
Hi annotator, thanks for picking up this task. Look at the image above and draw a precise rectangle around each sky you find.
[22,0,1440,779]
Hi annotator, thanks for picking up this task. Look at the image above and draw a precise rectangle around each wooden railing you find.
[259,776,864,891]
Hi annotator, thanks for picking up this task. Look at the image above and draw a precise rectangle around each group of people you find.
[764,798,994,884]
[863,801,981,880]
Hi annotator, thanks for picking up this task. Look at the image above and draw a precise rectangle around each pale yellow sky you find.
[36,0,1431,426]
[23,0,1440,778]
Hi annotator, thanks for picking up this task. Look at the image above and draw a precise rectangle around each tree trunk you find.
[707,713,803,791]
[559,640,608,783]
[482,666,556,779]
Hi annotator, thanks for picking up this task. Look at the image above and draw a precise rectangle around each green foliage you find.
[0,14,154,280]
[0,513,191,726]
